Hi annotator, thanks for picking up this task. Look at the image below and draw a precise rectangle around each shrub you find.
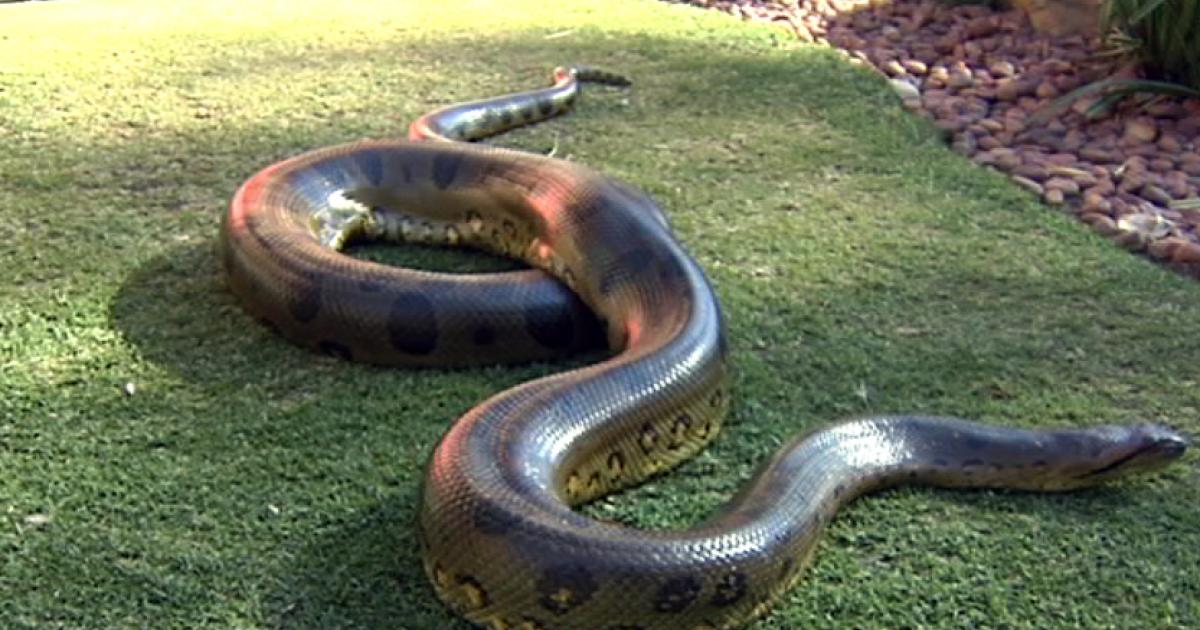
[1102,0,1199,89]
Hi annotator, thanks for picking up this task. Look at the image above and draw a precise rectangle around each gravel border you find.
[673,0,1200,279]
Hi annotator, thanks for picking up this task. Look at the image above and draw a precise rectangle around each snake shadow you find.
[263,488,466,630]
[110,240,310,388]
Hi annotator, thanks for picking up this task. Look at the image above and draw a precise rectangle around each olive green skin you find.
[221,68,1189,630]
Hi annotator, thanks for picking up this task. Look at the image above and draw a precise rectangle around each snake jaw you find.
[311,189,379,250]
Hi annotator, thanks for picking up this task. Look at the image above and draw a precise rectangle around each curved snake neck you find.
[221,66,1189,629]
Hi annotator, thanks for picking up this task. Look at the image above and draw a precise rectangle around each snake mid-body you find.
[221,67,1189,629]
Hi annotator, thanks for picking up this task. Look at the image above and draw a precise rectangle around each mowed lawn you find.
[1,0,1197,628]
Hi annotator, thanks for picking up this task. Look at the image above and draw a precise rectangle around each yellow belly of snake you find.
[220,67,1188,629]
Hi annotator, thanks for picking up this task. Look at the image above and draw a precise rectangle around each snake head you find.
[1072,423,1189,484]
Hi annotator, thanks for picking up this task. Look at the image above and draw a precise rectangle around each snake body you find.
[221,67,1188,629]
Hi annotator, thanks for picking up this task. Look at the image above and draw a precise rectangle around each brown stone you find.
[1118,171,1148,194]
[977,135,1002,150]
[1044,188,1066,205]
[1012,175,1044,196]
[1080,212,1118,235]
[1147,238,1185,261]
[995,78,1035,101]
[988,60,1016,77]
[965,16,999,39]
[1088,178,1116,195]
[1013,163,1050,181]
[1010,0,1103,37]
[1035,81,1059,99]
[975,147,1021,170]
[1158,134,1183,154]
[1053,74,1082,93]
[1079,145,1118,163]
[1045,177,1081,195]
[979,118,1005,133]
[1179,154,1200,176]
[1172,242,1200,263]
[1081,190,1111,214]
[1121,117,1159,145]
[1114,230,1147,251]
[1143,184,1174,205]
[1045,154,1080,168]
[882,60,907,77]
[1164,172,1192,199]
[901,59,928,75]
[1148,158,1175,173]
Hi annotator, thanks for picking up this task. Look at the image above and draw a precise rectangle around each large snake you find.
[221,67,1189,629]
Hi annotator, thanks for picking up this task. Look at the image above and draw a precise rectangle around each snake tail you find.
[409,65,629,143]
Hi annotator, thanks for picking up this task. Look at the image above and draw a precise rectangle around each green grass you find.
[2,0,1198,628]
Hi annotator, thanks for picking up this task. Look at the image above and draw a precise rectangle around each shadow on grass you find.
[262,491,460,630]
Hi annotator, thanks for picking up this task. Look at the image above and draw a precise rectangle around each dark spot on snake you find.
[318,340,353,361]
[565,92,577,106]
[668,414,692,449]
[502,219,517,238]
[639,422,659,454]
[1032,460,1048,468]
[432,153,462,190]
[537,564,598,615]
[833,482,847,498]
[607,451,625,476]
[520,103,536,120]
[520,617,548,630]
[387,291,438,355]
[289,286,322,323]
[473,325,496,346]
[456,574,489,609]
[588,472,603,490]
[962,458,985,467]
[472,499,520,535]
[653,575,702,613]
[499,109,514,126]
[357,279,383,293]
[779,558,795,581]
[538,100,554,116]
[524,302,575,350]
[965,436,988,450]
[711,571,748,607]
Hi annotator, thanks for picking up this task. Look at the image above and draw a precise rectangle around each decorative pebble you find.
[684,0,1200,280]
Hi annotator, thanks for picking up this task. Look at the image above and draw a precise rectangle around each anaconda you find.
[220,66,1189,629]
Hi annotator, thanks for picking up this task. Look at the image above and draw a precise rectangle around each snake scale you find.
[221,66,1189,629]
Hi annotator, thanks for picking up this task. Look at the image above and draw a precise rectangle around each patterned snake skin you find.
[220,67,1189,629]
